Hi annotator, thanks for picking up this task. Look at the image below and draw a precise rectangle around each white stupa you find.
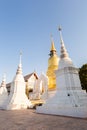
[0,74,8,107]
[36,27,87,118]
[3,53,33,110]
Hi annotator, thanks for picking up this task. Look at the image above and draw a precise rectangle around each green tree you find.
[79,64,87,92]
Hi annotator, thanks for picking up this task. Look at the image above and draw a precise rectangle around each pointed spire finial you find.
[58,25,63,44]
[1,73,6,87]
[19,51,22,65]
[58,25,69,58]
[16,51,22,75]
[50,34,53,42]
[50,34,56,51]
[58,25,62,31]
[3,73,6,82]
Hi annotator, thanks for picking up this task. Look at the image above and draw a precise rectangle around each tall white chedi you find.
[36,27,87,118]
[0,74,8,106]
[3,53,33,110]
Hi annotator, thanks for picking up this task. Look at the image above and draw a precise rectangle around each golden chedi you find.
[47,38,59,90]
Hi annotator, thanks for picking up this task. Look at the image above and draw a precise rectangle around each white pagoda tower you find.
[3,53,33,110]
[36,27,87,118]
[0,74,8,106]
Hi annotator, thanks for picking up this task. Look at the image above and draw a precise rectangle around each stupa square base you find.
[36,106,87,118]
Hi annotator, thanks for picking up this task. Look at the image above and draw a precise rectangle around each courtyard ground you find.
[0,109,87,130]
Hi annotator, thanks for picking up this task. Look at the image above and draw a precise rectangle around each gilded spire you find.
[50,35,56,51]
[16,51,22,74]
[58,26,69,58]
[51,42,56,51]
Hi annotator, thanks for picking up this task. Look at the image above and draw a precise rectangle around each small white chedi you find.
[0,74,8,106]
[36,27,87,118]
[3,53,33,110]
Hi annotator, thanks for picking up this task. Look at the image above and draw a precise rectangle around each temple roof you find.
[24,72,38,81]
[6,72,38,88]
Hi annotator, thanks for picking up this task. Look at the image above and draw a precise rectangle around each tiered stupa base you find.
[36,90,87,118]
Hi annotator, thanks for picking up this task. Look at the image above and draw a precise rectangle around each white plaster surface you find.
[36,30,87,118]
[36,65,87,118]
[2,73,33,110]
[0,87,8,106]
[0,76,8,107]
[2,57,33,110]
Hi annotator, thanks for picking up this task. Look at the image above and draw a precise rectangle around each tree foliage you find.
[79,63,87,92]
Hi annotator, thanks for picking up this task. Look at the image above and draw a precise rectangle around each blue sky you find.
[0,0,87,83]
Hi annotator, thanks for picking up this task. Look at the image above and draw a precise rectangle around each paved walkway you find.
[0,109,87,130]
